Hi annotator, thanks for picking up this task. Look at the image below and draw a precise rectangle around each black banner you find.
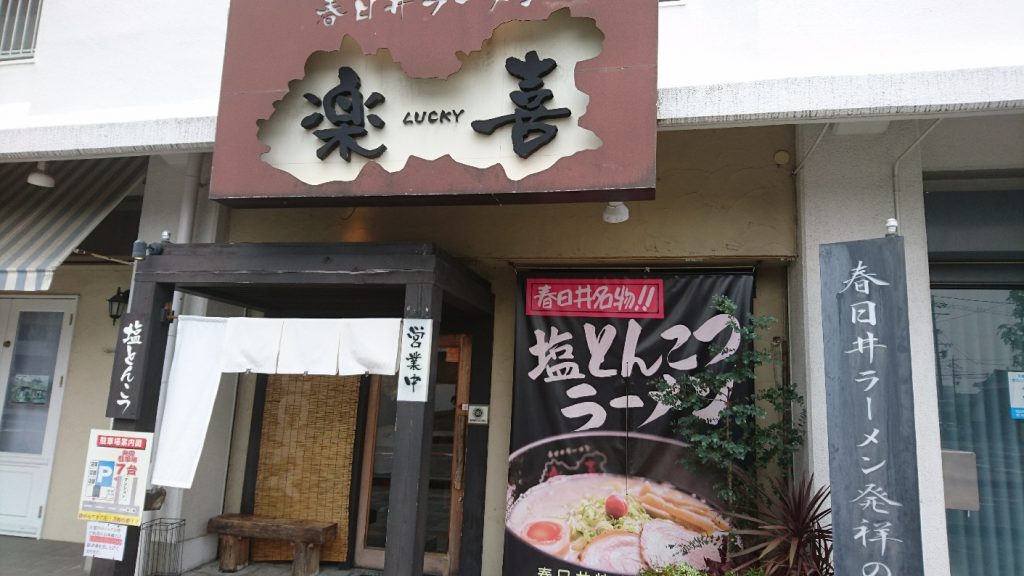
[820,237,924,576]
[105,314,146,420]
[505,271,753,576]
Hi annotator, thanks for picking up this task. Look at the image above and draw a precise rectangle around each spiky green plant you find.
[729,474,833,576]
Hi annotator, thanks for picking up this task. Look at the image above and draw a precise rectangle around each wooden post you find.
[292,541,321,576]
[219,535,250,572]
[91,280,174,576]
[383,283,443,576]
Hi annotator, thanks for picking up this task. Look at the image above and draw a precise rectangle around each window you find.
[0,0,43,62]
[925,180,1024,576]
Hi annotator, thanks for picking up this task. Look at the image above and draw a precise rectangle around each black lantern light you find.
[107,287,130,325]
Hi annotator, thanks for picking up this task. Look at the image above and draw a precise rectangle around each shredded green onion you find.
[565,495,650,551]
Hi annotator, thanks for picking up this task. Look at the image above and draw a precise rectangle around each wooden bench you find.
[207,514,338,576]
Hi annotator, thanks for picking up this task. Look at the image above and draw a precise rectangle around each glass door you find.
[0,297,76,537]
[355,334,471,575]
[932,287,1024,575]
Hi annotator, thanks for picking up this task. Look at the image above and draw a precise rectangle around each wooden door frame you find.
[447,334,472,576]
[354,334,471,576]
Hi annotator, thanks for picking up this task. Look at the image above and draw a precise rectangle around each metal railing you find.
[0,0,43,61]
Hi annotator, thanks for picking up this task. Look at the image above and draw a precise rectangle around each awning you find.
[0,157,147,291]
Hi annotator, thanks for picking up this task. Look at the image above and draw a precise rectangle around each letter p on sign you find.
[96,461,115,487]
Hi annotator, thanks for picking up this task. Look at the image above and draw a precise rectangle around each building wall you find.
[0,0,229,159]
[790,120,950,576]
[41,265,132,542]
[658,0,1024,125]
[659,0,1024,88]
[228,127,797,259]
[2,1,1019,161]
[225,126,797,572]
[919,114,1024,171]
[785,115,1024,576]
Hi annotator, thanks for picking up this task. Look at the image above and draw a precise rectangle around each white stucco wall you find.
[790,120,950,576]
[0,0,228,159]
[3,0,1022,159]
[40,266,132,543]
[658,0,1024,125]
[920,114,1024,171]
[660,0,1024,88]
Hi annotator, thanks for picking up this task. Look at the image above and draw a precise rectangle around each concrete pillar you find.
[137,153,236,571]
[789,121,950,576]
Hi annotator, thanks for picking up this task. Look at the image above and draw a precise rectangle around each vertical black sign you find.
[505,272,753,576]
[819,237,924,576]
[105,314,145,420]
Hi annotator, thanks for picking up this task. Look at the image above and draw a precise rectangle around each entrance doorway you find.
[99,242,493,575]
[250,374,362,563]
[355,335,472,576]
[0,297,76,537]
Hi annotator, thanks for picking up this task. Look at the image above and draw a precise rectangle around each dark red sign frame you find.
[210,0,657,206]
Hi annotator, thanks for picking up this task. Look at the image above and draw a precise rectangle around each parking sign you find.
[78,430,153,526]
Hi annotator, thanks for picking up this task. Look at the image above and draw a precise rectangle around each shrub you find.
[651,295,804,515]
[730,474,833,576]
[638,565,768,576]
[639,565,707,576]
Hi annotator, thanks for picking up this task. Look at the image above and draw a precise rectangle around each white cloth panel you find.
[151,316,228,489]
[338,318,402,375]
[221,317,283,373]
[277,319,344,375]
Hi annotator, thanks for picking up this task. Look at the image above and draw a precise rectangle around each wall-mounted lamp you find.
[602,201,630,224]
[27,161,55,188]
[885,218,899,237]
[107,287,130,325]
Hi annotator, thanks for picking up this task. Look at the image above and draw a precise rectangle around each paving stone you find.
[0,536,87,575]
[0,536,383,576]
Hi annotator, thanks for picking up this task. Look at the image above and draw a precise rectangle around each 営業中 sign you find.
[398,318,434,403]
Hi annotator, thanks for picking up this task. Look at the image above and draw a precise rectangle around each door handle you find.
[453,412,468,491]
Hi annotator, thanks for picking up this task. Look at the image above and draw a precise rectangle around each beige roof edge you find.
[658,66,1024,130]
[0,117,216,162]
[4,65,1024,159]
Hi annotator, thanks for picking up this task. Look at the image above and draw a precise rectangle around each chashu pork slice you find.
[579,529,646,575]
[640,518,719,571]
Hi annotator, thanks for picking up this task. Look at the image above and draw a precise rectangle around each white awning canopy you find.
[0,157,146,291]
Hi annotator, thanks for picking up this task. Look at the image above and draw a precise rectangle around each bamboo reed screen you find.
[252,374,360,562]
